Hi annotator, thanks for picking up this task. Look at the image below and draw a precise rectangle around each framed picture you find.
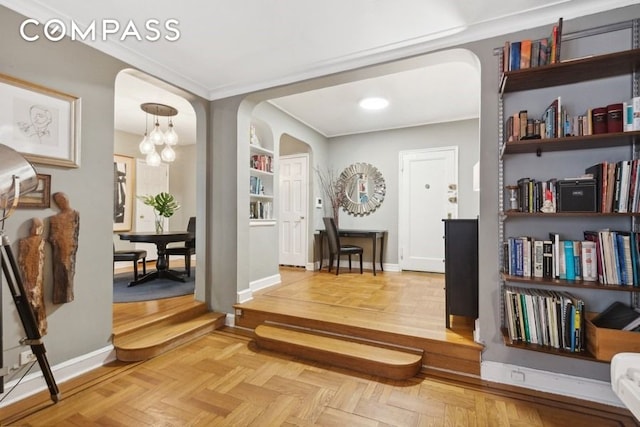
[0,73,81,168]
[17,174,51,209]
[113,154,135,232]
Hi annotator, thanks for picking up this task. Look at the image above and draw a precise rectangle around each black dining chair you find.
[165,216,196,276]
[113,244,147,281]
[323,217,363,275]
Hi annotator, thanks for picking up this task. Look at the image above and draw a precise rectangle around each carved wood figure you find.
[17,217,47,335]
[48,192,79,303]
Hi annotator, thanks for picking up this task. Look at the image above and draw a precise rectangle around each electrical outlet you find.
[510,370,525,382]
[20,350,36,366]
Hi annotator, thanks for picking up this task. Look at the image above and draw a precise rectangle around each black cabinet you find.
[443,219,478,328]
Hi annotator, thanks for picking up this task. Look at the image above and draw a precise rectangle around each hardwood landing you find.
[235,268,483,377]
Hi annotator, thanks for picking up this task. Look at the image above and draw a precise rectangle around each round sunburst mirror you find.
[337,163,386,216]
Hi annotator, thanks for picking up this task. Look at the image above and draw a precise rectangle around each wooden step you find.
[235,301,482,376]
[114,311,226,362]
[113,299,210,337]
[254,324,423,380]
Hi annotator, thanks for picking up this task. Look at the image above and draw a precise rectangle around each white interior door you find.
[399,147,458,272]
[135,159,169,260]
[279,154,308,267]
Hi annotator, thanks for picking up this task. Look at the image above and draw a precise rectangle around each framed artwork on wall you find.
[0,73,81,168]
[113,154,135,232]
[17,174,51,209]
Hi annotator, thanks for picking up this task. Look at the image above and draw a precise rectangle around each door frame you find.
[278,153,310,268]
[398,146,458,271]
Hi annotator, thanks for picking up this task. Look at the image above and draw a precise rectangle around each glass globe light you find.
[161,145,176,162]
[139,134,154,155]
[146,150,161,167]
[149,120,164,145]
[164,121,178,146]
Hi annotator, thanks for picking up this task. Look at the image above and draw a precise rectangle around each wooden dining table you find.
[119,230,194,287]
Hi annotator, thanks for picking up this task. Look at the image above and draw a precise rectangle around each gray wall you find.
[328,119,480,265]
[0,6,125,374]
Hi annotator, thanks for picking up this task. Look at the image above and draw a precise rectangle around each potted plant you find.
[138,192,181,233]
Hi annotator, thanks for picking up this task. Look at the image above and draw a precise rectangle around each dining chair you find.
[322,217,363,275]
[113,244,147,281]
[165,216,196,276]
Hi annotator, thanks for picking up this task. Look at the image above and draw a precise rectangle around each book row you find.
[503,236,598,282]
[505,97,638,142]
[250,154,273,173]
[503,230,640,287]
[587,159,640,214]
[249,175,266,195]
[510,158,640,214]
[504,285,584,352]
[250,200,273,220]
[502,18,562,72]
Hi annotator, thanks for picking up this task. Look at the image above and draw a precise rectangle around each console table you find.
[318,228,386,275]
[119,231,193,286]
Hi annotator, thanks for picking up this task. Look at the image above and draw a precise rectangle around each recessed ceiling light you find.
[359,97,389,110]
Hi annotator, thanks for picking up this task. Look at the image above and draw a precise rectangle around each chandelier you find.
[138,102,179,166]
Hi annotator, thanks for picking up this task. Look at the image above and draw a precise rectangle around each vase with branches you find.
[315,167,344,227]
[138,192,181,233]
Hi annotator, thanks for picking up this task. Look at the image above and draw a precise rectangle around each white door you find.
[135,159,169,260]
[399,147,458,272]
[279,154,308,267]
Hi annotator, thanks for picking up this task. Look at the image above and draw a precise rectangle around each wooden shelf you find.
[500,329,604,362]
[502,131,640,155]
[500,48,640,93]
[502,274,640,292]
[503,211,640,217]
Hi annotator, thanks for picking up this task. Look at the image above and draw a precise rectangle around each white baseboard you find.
[0,345,116,408]
[237,273,282,303]
[482,361,623,408]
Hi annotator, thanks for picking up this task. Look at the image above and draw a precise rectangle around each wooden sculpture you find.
[18,217,47,335]
[49,192,79,303]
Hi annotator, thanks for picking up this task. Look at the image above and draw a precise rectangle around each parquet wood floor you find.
[2,266,635,425]
[2,330,636,426]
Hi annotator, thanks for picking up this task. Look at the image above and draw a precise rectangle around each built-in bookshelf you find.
[249,123,275,225]
[497,20,640,362]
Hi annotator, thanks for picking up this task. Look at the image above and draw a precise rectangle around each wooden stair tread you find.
[237,298,482,349]
[254,324,423,380]
[113,299,209,337]
[114,312,225,350]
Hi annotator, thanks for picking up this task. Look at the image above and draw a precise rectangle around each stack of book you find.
[250,200,272,219]
[504,231,640,287]
[512,177,558,213]
[502,17,562,72]
[591,301,640,332]
[506,98,638,143]
[503,236,598,282]
[249,175,264,195]
[250,154,273,172]
[504,285,584,352]
[587,160,640,213]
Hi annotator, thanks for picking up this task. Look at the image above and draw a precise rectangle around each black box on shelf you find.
[557,179,597,212]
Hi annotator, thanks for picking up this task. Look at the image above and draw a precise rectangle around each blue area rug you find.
[113,268,195,303]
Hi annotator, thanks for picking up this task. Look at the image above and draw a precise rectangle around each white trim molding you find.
[482,361,623,408]
[237,273,282,303]
[0,345,116,408]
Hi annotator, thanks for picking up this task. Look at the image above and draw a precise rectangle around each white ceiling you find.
[2,0,638,139]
